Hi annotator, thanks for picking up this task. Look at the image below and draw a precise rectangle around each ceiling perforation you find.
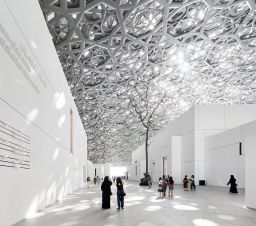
[39,0,256,164]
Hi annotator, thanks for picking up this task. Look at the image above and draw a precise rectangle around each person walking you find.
[116,177,125,209]
[168,176,174,198]
[183,175,189,191]
[190,175,196,191]
[227,175,238,193]
[101,176,112,209]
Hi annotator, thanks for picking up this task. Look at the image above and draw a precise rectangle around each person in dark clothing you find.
[168,176,174,198]
[86,176,90,188]
[190,175,196,191]
[227,175,238,193]
[116,177,125,209]
[101,176,112,209]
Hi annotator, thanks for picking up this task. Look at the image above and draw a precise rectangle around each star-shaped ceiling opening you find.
[39,0,256,165]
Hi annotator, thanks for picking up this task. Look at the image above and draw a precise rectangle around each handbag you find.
[158,184,163,192]
[121,190,126,197]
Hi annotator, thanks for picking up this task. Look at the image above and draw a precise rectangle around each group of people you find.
[183,175,196,191]
[157,174,196,198]
[183,174,238,193]
[158,175,174,197]
[101,176,126,209]
[87,176,101,187]
[99,174,238,210]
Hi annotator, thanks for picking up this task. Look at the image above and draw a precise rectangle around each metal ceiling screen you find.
[39,0,256,164]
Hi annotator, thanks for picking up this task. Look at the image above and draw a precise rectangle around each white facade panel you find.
[181,132,195,162]
[198,105,225,130]
[205,144,241,187]
[225,105,255,129]
[245,136,256,209]
[171,136,182,184]
[205,128,242,150]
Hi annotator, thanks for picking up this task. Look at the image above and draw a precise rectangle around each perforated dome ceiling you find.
[39,0,256,164]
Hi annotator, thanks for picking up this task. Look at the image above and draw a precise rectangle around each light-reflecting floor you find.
[14,181,256,226]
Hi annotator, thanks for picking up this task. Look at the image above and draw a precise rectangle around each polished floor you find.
[15,181,256,226]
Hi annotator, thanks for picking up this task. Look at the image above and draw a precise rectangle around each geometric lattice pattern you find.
[39,0,256,164]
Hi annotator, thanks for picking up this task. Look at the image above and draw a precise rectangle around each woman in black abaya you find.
[101,176,112,209]
[227,175,238,193]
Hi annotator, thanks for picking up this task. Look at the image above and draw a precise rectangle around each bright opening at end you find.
[110,166,127,177]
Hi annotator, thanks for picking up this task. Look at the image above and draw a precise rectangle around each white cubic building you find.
[129,104,256,192]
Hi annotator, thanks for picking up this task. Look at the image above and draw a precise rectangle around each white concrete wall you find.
[196,104,256,130]
[130,107,195,183]
[205,120,256,188]
[245,136,256,209]
[130,145,145,181]
[129,161,145,181]
[104,164,111,178]
[209,121,256,206]
[181,131,195,181]
[171,136,182,184]
[128,163,137,181]
[195,104,256,186]
[94,164,104,178]
[243,122,256,209]
[130,104,256,186]
[93,163,113,180]
[0,1,87,225]
[87,160,95,179]
[205,143,243,187]
[205,127,244,187]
